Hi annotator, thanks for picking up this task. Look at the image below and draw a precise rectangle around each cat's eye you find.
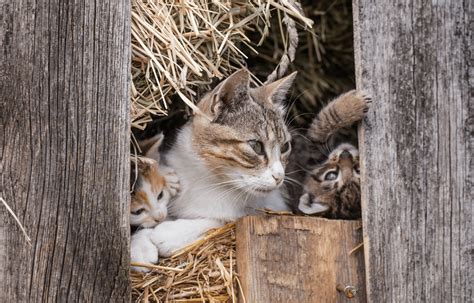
[324,171,338,181]
[248,140,265,156]
[281,141,291,153]
[157,191,164,200]
[131,208,145,216]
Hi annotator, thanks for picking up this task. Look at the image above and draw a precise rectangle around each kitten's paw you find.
[298,192,330,215]
[341,89,372,120]
[164,170,180,197]
[130,229,159,272]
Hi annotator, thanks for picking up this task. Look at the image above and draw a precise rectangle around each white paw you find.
[298,192,330,215]
[130,229,159,272]
[149,219,222,257]
[148,221,190,257]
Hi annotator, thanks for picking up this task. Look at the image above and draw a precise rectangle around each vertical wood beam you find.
[353,0,472,301]
[1,0,131,301]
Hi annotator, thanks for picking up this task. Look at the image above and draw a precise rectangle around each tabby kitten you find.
[287,90,371,219]
[130,69,296,268]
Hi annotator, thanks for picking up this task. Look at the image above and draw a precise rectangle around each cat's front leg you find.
[259,189,290,212]
[130,229,159,272]
[149,218,223,257]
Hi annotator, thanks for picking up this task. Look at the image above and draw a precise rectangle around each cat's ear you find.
[298,193,330,215]
[138,132,164,162]
[254,72,297,106]
[207,69,250,117]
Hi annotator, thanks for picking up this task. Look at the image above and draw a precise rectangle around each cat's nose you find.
[340,150,352,159]
[272,173,284,185]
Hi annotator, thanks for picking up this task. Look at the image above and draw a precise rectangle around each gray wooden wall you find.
[353,0,472,301]
[1,0,131,301]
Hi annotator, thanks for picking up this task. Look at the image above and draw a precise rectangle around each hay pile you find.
[131,223,241,302]
[131,0,313,130]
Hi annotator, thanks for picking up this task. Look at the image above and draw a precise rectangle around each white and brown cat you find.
[130,69,296,269]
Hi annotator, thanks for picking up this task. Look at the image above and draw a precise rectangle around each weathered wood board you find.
[1,0,131,301]
[236,216,366,303]
[353,0,473,302]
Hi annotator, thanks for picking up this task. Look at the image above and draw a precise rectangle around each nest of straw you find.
[131,223,241,302]
[131,0,313,130]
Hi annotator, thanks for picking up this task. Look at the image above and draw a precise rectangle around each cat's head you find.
[130,134,169,227]
[192,69,296,196]
[298,143,361,219]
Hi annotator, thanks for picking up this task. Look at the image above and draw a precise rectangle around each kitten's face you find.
[130,158,169,227]
[192,70,296,195]
[299,143,361,219]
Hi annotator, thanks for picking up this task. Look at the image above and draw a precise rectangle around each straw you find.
[131,223,241,302]
[130,0,313,130]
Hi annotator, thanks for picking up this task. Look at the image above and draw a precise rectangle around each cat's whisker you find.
[291,132,313,143]
[286,169,306,175]
[286,112,313,126]
[284,177,303,188]
[284,89,310,123]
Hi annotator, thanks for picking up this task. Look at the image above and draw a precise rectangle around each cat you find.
[286,90,371,219]
[130,69,297,270]
[130,133,180,228]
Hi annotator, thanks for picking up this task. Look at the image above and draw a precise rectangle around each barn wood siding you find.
[353,0,472,301]
[1,0,131,301]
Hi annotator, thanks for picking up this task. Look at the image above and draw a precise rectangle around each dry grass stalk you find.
[1,197,32,245]
[131,0,313,130]
[131,223,241,302]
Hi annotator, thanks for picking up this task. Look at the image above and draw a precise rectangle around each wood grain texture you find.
[353,0,473,302]
[236,216,366,303]
[0,0,131,301]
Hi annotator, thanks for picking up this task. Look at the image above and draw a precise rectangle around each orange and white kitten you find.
[130,134,180,271]
[130,133,180,228]
[131,69,296,269]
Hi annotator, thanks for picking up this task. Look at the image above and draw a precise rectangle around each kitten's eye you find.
[281,141,291,153]
[131,208,145,216]
[324,171,338,181]
[248,140,265,155]
[157,191,164,200]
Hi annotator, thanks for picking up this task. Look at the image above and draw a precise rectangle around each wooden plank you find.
[353,0,473,301]
[0,0,131,301]
[236,216,366,303]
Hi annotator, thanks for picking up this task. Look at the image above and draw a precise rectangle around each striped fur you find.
[286,90,371,219]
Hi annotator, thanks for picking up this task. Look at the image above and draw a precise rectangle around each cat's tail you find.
[307,90,371,143]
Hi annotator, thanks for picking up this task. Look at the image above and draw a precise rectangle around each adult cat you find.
[131,69,296,268]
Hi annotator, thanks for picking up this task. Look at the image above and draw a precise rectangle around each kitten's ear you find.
[207,69,250,117]
[254,72,297,106]
[138,133,164,162]
[298,193,330,215]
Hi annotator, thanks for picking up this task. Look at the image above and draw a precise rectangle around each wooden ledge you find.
[236,216,366,302]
